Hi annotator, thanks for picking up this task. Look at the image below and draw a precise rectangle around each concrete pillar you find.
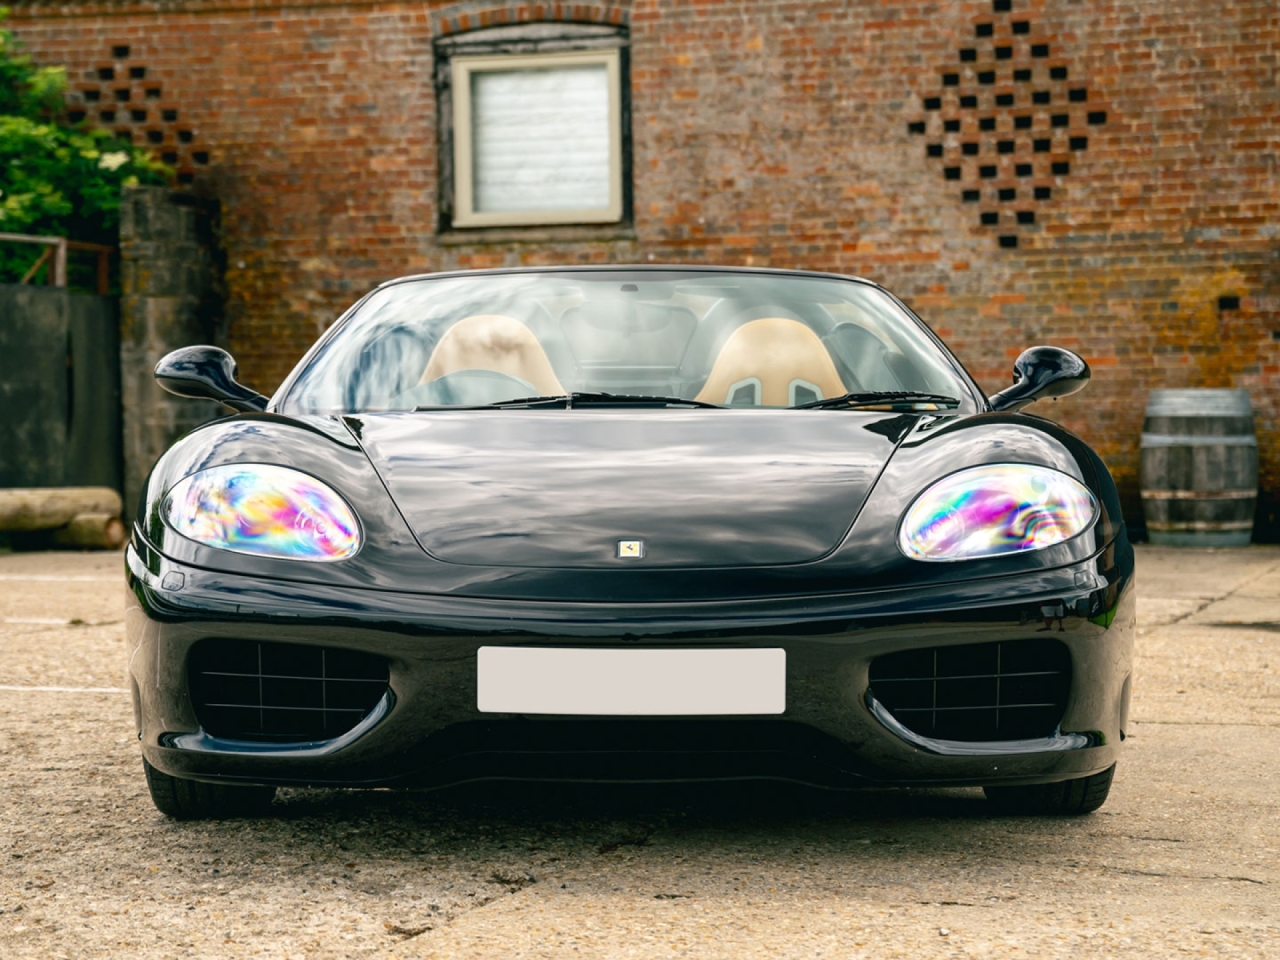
[118,186,225,521]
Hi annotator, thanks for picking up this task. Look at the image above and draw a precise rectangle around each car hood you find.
[345,410,914,569]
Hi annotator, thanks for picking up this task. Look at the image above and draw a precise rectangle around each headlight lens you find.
[898,463,1097,562]
[164,464,360,561]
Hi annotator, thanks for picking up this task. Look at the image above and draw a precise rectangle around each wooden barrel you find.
[1140,388,1257,547]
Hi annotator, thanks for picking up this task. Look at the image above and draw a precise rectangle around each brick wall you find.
[9,0,1280,534]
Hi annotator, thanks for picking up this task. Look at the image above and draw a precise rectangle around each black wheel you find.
[983,764,1115,815]
[143,758,276,820]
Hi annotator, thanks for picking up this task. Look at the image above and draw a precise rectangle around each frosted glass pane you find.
[471,64,611,213]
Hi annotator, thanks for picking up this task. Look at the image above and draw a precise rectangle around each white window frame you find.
[451,49,623,228]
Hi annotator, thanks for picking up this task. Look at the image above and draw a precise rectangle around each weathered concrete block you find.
[116,187,224,520]
[0,285,68,487]
[121,187,185,244]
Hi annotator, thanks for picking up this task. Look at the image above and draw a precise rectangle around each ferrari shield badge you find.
[616,539,645,559]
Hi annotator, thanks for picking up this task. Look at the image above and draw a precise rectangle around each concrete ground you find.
[0,545,1276,959]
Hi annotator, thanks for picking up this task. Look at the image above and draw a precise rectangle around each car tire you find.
[143,758,277,820]
[983,764,1115,815]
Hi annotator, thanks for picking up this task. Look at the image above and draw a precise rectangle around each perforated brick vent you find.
[869,638,1071,742]
[67,44,208,184]
[907,0,1111,247]
[189,639,389,743]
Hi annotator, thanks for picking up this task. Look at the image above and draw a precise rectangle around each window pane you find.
[471,64,611,213]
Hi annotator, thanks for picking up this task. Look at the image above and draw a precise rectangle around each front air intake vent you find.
[868,639,1071,742]
[189,639,389,743]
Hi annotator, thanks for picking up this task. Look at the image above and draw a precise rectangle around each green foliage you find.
[0,11,65,119]
[0,116,167,239]
[0,9,169,282]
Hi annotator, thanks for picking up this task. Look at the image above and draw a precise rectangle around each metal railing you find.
[0,232,113,295]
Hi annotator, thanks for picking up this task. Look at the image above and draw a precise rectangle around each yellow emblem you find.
[616,540,645,559]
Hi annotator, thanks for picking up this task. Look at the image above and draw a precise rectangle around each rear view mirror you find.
[154,345,268,413]
[988,346,1090,413]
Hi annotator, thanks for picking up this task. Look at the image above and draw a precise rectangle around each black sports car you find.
[128,266,1134,819]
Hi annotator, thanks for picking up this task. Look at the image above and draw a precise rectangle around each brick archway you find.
[431,1,630,36]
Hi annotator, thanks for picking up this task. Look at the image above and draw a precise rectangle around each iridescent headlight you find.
[898,463,1097,562]
[164,464,360,561]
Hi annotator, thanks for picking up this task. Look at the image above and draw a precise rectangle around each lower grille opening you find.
[189,639,389,743]
[868,639,1071,742]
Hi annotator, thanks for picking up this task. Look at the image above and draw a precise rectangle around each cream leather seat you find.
[694,317,845,406]
[421,314,565,395]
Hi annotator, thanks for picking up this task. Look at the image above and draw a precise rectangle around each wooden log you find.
[0,487,123,532]
[49,513,127,550]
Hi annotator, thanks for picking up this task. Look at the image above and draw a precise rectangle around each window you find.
[435,24,631,232]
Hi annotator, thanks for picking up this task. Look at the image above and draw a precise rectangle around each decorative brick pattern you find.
[8,0,1280,535]
[908,3,1113,248]
[66,43,206,184]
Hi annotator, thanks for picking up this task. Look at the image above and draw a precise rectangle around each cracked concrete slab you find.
[1137,545,1280,630]
[1136,596,1206,626]
[1134,545,1280,602]
[1190,602,1280,629]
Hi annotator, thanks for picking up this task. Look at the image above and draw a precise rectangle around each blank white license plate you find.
[477,647,786,716]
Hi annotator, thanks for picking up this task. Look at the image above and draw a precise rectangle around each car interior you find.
[407,297,933,408]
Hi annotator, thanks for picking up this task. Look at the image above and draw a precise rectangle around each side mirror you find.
[988,346,1090,413]
[154,345,269,413]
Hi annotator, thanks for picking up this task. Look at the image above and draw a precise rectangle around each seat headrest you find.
[694,317,845,406]
[421,314,565,396]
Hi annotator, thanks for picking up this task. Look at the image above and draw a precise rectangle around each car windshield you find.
[282,270,972,413]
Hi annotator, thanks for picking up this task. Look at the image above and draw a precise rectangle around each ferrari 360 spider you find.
[127,266,1134,819]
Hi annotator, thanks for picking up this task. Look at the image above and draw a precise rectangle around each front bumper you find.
[125,536,1135,790]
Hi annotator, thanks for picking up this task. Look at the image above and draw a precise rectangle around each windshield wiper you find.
[415,392,724,411]
[564,392,724,409]
[792,390,962,410]
[414,394,566,411]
